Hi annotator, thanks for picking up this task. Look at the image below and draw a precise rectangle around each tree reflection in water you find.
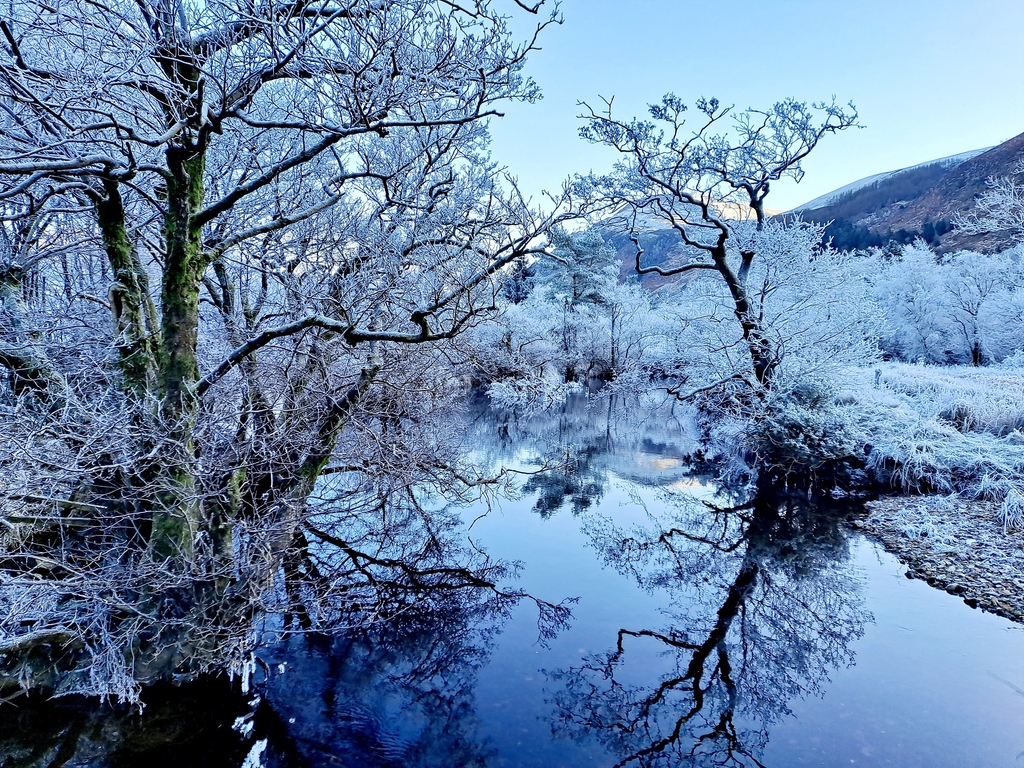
[550,488,870,768]
[0,578,519,767]
[0,394,875,767]
[0,472,569,767]
[468,392,870,767]
[256,600,506,767]
[467,390,699,517]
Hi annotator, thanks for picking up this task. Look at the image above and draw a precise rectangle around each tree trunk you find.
[713,245,776,389]
[160,148,207,414]
[150,146,207,560]
[0,265,65,400]
[254,360,380,577]
[972,340,985,367]
[94,180,159,396]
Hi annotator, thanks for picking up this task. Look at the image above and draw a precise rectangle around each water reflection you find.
[468,393,871,767]
[8,393,1012,767]
[468,391,699,517]
[0,586,510,768]
[550,489,869,768]
[257,603,503,767]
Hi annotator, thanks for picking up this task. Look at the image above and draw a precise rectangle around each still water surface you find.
[2,396,1023,767]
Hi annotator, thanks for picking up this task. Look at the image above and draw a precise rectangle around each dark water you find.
[3,395,1024,767]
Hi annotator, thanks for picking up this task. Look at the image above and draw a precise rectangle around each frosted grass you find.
[843,362,1024,532]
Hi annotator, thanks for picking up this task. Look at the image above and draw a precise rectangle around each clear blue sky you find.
[488,0,1024,211]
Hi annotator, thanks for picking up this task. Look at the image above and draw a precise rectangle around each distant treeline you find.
[815,215,953,251]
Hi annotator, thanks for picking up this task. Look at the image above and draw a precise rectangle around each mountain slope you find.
[793,149,989,213]
[883,132,1024,251]
[789,132,1024,252]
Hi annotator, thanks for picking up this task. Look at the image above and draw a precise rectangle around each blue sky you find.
[488,0,1024,212]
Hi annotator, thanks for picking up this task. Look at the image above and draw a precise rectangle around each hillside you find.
[794,149,988,213]
[605,228,688,290]
[791,132,1024,252]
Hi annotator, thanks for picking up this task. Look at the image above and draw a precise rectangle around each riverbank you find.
[851,495,1024,623]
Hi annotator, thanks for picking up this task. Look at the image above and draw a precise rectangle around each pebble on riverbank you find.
[851,496,1024,624]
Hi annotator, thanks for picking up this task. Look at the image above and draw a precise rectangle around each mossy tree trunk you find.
[149,139,209,560]
[160,148,207,416]
[93,179,160,396]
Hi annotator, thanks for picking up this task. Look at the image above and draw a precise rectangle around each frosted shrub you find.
[979,290,1024,362]
[746,379,864,478]
[998,350,1024,370]
[486,375,580,415]
[747,223,879,381]
[999,488,1024,533]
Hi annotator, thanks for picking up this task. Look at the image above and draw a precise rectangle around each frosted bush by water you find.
[846,363,1024,531]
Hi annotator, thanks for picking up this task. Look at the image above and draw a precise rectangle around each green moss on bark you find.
[151,148,207,560]
[159,149,206,414]
[95,181,159,395]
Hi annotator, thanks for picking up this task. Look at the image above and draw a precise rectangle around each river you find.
[2,393,1023,767]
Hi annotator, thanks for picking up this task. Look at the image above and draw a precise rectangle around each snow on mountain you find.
[793,148,991,213]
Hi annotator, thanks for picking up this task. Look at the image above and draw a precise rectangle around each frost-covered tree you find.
[955,161,1024,242]
[545,226,620,306]
[869,241,1024,365]
[543,227,621,381]
[943,251,1013,365]
[869,241,951,363]
[475,226,675,409]
[578,95,858,393]
[638,218,879,472]
[612,218,877,413]
[0,0,570,698]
